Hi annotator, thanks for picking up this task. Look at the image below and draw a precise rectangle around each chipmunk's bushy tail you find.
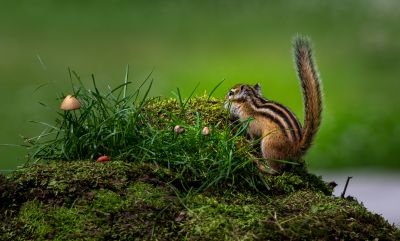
[293,36,322,155]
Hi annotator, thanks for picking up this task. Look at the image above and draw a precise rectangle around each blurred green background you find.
[1,0,399,171]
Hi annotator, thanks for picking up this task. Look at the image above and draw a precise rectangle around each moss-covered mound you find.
[0,161,398,240]
[3,85,399,240]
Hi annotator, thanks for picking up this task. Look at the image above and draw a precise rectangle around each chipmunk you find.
[225,36,322,174]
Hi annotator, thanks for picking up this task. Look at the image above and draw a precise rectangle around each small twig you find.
[341,176,353,198]
[273,212,284,231]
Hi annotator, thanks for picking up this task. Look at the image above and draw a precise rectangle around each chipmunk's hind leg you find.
[258,138,292,174]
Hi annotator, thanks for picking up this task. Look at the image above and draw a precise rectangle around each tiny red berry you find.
[96,155,110,162]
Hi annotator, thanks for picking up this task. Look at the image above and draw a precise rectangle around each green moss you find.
[270,191,398,240]
[182,194,269,240]
[1,161,399,240]
[145,96,228,127]
[126,182,168,209]
[181,190,400,240]
[13,200,98,240]
[91,189,125,212]
[51,206,96,241]
[17,200,52,240]
[1,166,181,240]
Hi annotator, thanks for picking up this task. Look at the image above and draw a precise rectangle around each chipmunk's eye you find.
[228,90,234,96]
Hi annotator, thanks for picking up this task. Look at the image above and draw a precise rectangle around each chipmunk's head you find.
[225,83,262,102]
[224,83,262,117]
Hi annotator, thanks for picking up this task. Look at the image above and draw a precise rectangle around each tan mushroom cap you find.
[60,95,81,110]
[174,125,186,134]
[202,127,210,136]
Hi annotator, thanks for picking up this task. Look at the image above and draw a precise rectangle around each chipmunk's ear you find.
[254,83,261,94]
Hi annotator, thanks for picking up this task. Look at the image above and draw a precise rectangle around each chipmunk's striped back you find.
[225,36,323,174]
[247,90,302,142]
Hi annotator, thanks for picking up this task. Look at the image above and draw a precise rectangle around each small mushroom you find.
[202,127,210,136]
[60,95,80,110]
[175,211,186,222]
[96,155,110,163]
[174,125,185,135]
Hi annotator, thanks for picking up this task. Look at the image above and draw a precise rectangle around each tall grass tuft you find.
[28,68,152,161]
[26,69,263,191]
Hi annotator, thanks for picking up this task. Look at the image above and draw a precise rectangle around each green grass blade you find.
[108,81,132,95]
[29,120,60,131]
[138,78,153,109]
[36,54,47,71]
[207,79,225,100]
[69,69,86,91]
[123,64,129,98]
[134,68,154,103]
[183,82,200,109]
[176,87,183,108]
